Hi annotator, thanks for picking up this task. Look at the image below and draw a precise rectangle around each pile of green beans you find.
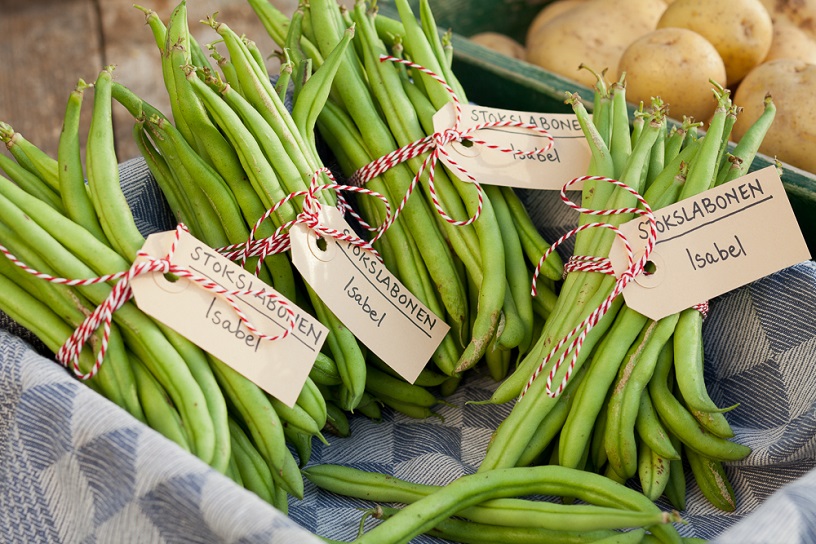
[476,75,776,514]
[247,0,564,393]
[302,463,686,544]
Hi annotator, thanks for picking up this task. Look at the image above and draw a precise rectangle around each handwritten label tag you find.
[289,206,450,383]
[609,166,811,320]
[129,230,327,407]
[432,102,591,190]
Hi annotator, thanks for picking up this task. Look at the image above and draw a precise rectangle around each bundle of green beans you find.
[476,74,777,514]
[246,0,564,395]
[0,66,317,508]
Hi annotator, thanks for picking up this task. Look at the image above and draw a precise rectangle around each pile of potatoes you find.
[468,0,816,174]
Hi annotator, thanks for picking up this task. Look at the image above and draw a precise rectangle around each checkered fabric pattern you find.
[1,158,815,543]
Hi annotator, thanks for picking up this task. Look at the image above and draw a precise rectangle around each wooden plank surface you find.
[0,0,297,163]
[0,0,102,161]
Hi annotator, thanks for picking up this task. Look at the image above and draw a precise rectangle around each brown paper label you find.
[608,166,811,320]
[432,102,591,190]
[129,230,327,407]
[289,206,450,383]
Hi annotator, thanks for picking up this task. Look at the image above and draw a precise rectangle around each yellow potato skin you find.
[526,0,666,88]
[657,0,774,86]
[470,32,527,60]
[732,59,816,174]
[618,27,726,122]
[762,19,816,64]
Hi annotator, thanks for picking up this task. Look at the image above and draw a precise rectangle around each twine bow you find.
[348,55,556,233]
[523,175,658,400]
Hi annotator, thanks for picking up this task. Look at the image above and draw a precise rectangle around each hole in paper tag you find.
[307,234,337,262]
[633,252,665,289]
[152,271,190,294]
[450,138,480,158]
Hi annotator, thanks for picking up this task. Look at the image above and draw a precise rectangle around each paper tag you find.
[432,102,591,190]
[289,206,450,383]
[608,166,811,320]
[129,230,327,407]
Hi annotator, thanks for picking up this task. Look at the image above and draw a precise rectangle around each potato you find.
[618,27,727,122]
[657,0,773,86]
[526,0,667,88]
[732,59,816,173]
[469,32,527,60]
[758,0,816,40]
[525,0,588,45]
[763,19,816,63]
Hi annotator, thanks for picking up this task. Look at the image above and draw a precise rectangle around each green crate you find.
[378,0,816,255]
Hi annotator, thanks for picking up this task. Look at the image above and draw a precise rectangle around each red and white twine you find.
[0,224,297,381]
[347,55,555,233]
[523,175,658,400]
[1,168,392,382]
[218,167,392,271]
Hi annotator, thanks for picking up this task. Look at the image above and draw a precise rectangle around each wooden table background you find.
[0,0,297,164]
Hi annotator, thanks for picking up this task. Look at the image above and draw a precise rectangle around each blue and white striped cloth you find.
[1,158,815,543]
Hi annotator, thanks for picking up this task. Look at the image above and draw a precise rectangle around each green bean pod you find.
[86,66,145,261]
[649,343,750,462]
[304,464,681,544]
[229,418,276,504]
[0,153,63,213]
[635,388,680,461]
[0,122,60,191]
[130,353,192,453]
[57,79,106,242]
[372,505,622,544]
[685,445,736,512]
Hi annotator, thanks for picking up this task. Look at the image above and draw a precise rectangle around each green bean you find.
[378,396,441,420]
[156,322,230,474]
[209,355,302,498]
[130,353,192,453]
[132,121,198,232]
[499,186,563,281]
[487,184,533,352]
[0,122,60,191]
[648,342,750,462]
[516,364,588,467]
[324,400,351,438]
[297,376,329,430]
[604,314,679,479]
[372,505,622,544]
[609,79,633,178]
[57,80,106,242]
[714,103,740,176]
[270,394,321,436]
[247,0,324,65]
[364,365,439,408]
[417,0,467,102]
[142,116,232,248]
[559,308,649,470]
[678,89,731,199]
[86,66,145,261]
[635,389,680,461]
[348,5,473,348]
[0,154,63,213]
[638,438,671,502]
[208,16,323,186]
[485,337,512,382]
[283,424,314,468]
[303,464,681,544]
[716,94,776,186]
[673,309,724,413]
[664,434,687,511]
[184,66,295,221]
[590,385,614,470]
[229,417,276,504]
[309,352,343,386]
[684,445,736,512]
